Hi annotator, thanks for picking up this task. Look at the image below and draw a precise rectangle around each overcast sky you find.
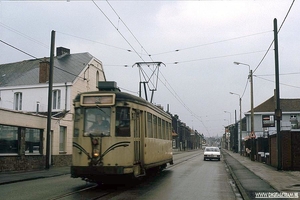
[1,0,299,137]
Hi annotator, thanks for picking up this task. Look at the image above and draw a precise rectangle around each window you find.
[59,126,66,152]
[96,71,99,86]
[290,115,298,129]
[0,125,19,154]
[73,108,81,137]
[52,90,61,109]
[84,107,111,136]
[25,128,42,155]
[153,116,157,138]
[158,118,161,139]
[147,113,153,138]
[162,120,165,139]
[167,122,171,140]
[14,92,22,110]
[115,107,130,137]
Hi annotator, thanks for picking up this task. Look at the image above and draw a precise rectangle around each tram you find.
[71,81,173,184]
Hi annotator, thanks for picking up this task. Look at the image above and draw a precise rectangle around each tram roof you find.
[74,90,171,118]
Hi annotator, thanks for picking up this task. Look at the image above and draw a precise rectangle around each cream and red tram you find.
[71,82,173,183]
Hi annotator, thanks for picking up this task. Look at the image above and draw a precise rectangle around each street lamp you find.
[230,92,242,155]
[234,61,255,161]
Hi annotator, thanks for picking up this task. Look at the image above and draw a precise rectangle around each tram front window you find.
[84,108,111,136]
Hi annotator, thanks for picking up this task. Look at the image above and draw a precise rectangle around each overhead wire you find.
[3,1,295,136]
[151,31,272,56]
[91,0,143,62]
[237,0,295,111]
[0,22,49,49]
[253,0,295,73]
[255,75,300,89]
[57,31,132,52]
[0,39,86,80]
[91,0,160,91]
[92,0,211,135]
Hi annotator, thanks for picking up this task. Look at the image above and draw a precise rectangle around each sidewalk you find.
[223,149,300,200]
[0,166,70,185]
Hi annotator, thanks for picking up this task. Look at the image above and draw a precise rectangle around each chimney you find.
[56,47,70,57]
[39,58,50,83]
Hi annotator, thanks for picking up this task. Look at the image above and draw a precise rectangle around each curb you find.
[223,151,251,200]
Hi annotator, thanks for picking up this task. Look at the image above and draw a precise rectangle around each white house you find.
[0,47,106,171]
[244,94,300,138]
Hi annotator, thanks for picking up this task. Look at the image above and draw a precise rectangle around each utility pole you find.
[239,97,242,155]
[274,18,282,170]
[250,69,255,161]
[46,30,55,169]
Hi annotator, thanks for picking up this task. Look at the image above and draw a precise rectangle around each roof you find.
[0,52,94,87]
[251,95,300,113]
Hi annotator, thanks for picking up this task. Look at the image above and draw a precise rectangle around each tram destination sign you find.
[81,94,115,106]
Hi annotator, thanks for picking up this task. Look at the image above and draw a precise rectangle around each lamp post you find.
[234,61,255,161]
[230,92,242,155]
[223,121,230,150]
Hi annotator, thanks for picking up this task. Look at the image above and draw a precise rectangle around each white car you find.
[203,147,221,161]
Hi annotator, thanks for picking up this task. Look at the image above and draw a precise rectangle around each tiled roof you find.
[252,96,300,112]
[0,52,93,87]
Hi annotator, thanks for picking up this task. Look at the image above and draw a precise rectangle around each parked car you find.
[203,147,221,161]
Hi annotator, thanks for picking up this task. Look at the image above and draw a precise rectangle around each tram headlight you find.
[93,149,100,157]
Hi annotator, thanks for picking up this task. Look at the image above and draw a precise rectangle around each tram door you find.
[133,109,144,167]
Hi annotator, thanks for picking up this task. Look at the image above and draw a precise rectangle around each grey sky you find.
[0,1,299,137]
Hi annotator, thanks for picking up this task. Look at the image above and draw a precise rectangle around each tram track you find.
[49,151,202,200]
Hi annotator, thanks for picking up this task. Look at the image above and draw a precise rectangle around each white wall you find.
[0,83,72,112]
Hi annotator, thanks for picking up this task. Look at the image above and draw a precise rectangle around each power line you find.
[0,22,49,49]
[253,0,295,73]
[91,0,144,61]
[165,50,266,65]
[150,31,272,56]
[57,31,132,52]
[0,39,39,59]
[93,1,211,135]
[105,0,152,59]
[255,75,300,89]
[0,39,86,80]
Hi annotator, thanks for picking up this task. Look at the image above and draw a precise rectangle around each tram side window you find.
[158,118,162,139]
[153,116,157,138]
[147,113,153,138]
[115,107,130,137]
[167,122,171,140]
[162,120,165,139]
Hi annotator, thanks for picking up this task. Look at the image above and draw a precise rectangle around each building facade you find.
[0,47,106,172]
